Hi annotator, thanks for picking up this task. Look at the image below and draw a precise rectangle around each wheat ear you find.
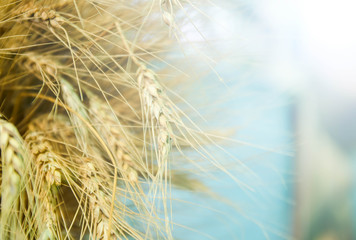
[61,78,91,153]
[0,114,26,239]
[87,91,139,183]
[80,158,116,240]
[16,51,90,154]
[25,129,63,240]
[136,65,173,162]
[14,3,64,28]
[17,51,90,154]
[115,21,175,238]
[115,22,173,168]
[17,52,60,97]
[160,0,179,35]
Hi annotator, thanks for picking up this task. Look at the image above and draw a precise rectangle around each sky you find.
[170,0,356,239]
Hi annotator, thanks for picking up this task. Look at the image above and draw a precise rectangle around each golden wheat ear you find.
[25,130,64,239]
[23,114,146,239]
[0,114,27,239]
[86,90,140,182]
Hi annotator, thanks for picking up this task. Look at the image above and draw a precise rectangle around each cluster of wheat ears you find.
[0,0,225,239]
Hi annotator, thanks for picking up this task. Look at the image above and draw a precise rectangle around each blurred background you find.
[169,0,356,239]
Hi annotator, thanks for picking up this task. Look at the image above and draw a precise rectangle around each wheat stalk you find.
[0,114,26,239]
